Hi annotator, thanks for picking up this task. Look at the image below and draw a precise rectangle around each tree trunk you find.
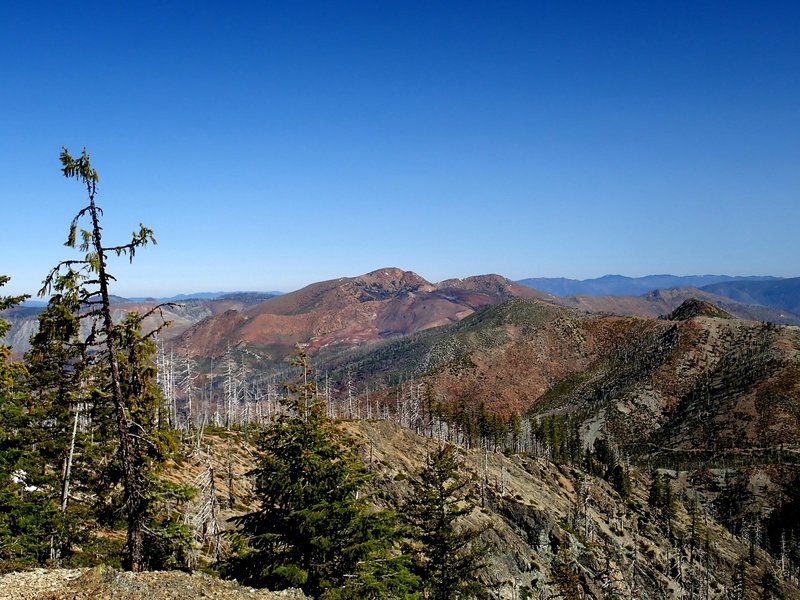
[89,196,145,572]
[60,404,80,513]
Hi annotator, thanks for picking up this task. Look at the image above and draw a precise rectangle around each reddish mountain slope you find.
[331,296,800,451]
[175,268,554,358]
[410,303,800,450]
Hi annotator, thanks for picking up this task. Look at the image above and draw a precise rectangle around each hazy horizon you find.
[11,269,792,303]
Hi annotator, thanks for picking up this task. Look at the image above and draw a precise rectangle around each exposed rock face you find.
[0,306,39,355]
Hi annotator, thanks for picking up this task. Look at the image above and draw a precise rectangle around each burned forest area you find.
[2,150,800,599]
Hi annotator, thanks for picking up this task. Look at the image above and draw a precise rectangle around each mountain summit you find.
[175,268,552,358]
[665,297,733,321]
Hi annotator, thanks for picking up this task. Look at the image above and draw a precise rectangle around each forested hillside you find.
[2,150,799,598]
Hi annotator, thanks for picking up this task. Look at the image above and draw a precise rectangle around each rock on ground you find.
[0,567,307,600]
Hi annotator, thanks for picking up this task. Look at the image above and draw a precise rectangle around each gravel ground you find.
[0,568,307,600]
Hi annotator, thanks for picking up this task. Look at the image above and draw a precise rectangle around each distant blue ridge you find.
[516,275,780,297]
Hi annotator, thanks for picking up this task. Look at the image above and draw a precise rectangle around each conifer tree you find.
[228,348,415,598]
[23,286,105,564]
[731,557,748,600]
[0,278,61,570]
[25,280,91,516]
[403,443,488,600]
[114,314,193,568]
[609,464,631,500]
[38,147,177,571]
[760,566,785,599]
[3,276,122,570]
[586,437,630,499]
[551,546,583,600]
[648,470,665,509]
[715,469,756,537]
[647,470,677,533]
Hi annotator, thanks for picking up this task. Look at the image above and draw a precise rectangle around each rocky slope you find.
[311,297,799,548]
[348,421,798,599]
[323,297,800,453]
[152,422,800,598]
[2,418,795,599]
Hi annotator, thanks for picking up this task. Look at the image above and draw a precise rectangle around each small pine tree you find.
[647,469,677,533]
[648,470,665,509]
[403,443,488,600]
[715,470,754,536]
[609,464,631,500]
[662,480,678,533]
[760,566,784,599]
[227,349,415,598]
[586,437,630,500]
[551,546,583,600]
[115,315,194,568]
[731,557,747,600]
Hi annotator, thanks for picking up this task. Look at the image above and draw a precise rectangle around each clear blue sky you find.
[2,1,799,297]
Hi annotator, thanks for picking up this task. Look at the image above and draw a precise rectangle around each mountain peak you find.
[358,268,432,287]
[362,267,421,279]
[666,298,733,321]
[352,268,434,301]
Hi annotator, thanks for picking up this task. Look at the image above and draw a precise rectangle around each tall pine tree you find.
[36,147,182,571]
[23,279,105,565]
[0,277,61,570]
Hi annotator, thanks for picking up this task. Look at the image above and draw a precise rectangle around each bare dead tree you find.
[185,467,225,566]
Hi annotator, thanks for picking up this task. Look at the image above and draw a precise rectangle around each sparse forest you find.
[1,150,799,599]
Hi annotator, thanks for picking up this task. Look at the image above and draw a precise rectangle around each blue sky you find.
[2,1,799,297]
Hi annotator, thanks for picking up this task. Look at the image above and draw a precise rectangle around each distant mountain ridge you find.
[6,270,800,358]
[553,287,800,325]
[518,274,800,323]
[517,274,778,297]
[701,276,800,316]
[127,291,283,302]
[5,269,553,357]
